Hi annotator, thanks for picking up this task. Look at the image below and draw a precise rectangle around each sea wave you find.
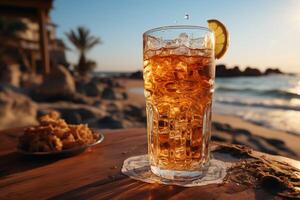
[213,103,300,135]
[216,86,300,99]
[215,98,300,111]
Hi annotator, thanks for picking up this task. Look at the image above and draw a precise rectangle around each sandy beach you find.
[121,78,300,160]
[213,114,300,155]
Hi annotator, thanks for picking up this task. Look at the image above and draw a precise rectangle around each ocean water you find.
[129,74,300,135]
[214,74,300,135]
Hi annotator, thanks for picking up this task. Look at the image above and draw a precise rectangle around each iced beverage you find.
[143,26,215,180]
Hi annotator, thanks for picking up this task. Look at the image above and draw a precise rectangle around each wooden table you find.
[0,128,299,200]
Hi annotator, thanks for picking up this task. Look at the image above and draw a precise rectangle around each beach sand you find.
[121,78,300,160]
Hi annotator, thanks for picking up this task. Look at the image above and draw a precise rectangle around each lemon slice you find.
[207,19,229,59]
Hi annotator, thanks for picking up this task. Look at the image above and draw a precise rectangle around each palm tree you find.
[65,26,101,75]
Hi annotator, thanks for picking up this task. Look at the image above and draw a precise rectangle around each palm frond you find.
[65,26,101,53]
[65,26,102,75]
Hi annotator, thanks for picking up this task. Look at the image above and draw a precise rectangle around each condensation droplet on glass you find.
[184,14,189,20]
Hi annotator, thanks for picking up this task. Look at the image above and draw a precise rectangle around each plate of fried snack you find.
[17,112,104,157]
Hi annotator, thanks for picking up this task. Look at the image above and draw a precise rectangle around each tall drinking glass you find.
[143,26,215,180]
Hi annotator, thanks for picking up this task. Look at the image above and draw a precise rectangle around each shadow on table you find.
[49,172,186,200]
[0,152,61,178]
[49,172,275,200]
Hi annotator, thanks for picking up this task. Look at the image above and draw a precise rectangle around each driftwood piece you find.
[214,143,300,199]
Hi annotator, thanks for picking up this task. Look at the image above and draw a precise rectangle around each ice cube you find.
[157,103,170,117]
[178,33,189,46]
[144,49,158,59]
[158,118,169,131]
[164,81,177,92]
[146,35,163,50]
[192,125,202,143]
[165,39,179,48]
[174,137,185,159]
[174,61,188,80]
[175,61,188,71]
[173,45,190,55]
[179,32,188,40]
[190,37,204,49]
[170,106,180,118]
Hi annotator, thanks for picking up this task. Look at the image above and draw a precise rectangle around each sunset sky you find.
[52,0,300,73]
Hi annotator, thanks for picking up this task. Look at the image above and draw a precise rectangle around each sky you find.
[51,0,300,73]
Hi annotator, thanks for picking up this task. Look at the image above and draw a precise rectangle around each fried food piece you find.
[39,111,60,123]
[18,112,97,152]
[69,124,95,145]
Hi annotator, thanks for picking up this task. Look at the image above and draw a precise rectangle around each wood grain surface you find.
[0,128,295,200]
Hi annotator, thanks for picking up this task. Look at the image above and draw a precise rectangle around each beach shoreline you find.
[212,113,300,159]
[121,78,300,160]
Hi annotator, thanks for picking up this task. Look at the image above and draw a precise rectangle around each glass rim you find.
[143,25,212,36]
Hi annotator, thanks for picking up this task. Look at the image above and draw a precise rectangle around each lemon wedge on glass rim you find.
[207,19,229,59]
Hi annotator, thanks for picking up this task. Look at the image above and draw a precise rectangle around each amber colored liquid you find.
[144,48,214,171]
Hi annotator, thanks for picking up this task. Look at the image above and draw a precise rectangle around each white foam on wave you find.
[213,102,300,136]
